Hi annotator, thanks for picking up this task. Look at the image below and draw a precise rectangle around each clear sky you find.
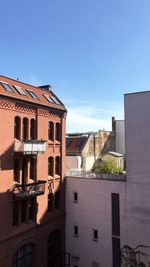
[0,0,150,132]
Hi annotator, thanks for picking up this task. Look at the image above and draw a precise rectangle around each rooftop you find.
[0,75,66,112]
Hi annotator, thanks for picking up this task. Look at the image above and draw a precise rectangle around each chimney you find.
[38,84,52,92]
[112,116,116,132]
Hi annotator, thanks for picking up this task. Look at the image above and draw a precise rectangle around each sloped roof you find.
[66,134,90,155]
[0,75,66,111]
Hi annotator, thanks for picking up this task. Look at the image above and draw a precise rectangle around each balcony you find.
[14,139,46,154]
[13,180,46,199]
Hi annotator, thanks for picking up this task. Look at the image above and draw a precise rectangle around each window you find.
[12,201,19,225]
[1,81,14,92]
[48,121,54,141]
[12,244,33,267]
[14,159,20,183]
[73,192,78,203]
[30,119,36,140]
[56,123,61,141]
[44,94,55,103]
[23,118,29,140]
[14,85,26,95]
[55,156,61,176]
[74,225,78,237]
[48,193,53,212]
[28,198,36,220]
[48,230,61,267]
[27,90,39,99]
[48,157,54,176]
[30,157,37,181]
[93,229,98,241]
[14,116,21,139]
[112,237,121,267]
[21,200,27,223]
[55,191,60,210]
[50,95,61,105]
[111,193,120,236]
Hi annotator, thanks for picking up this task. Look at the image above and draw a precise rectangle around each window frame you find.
[1,81,14,93]
[27,89,39,99]
[14,85,26,95]
[93,229,98,241]
[73,192,78,203]
[74,225,78,237]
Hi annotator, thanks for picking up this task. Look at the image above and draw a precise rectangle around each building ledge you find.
[65,170,126,181]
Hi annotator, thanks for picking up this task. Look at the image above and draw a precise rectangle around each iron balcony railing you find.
[13,180,46,199]
[14,139,46,154]
[65,170,126,182]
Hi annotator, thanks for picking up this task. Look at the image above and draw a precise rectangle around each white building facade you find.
[65,91,150,267]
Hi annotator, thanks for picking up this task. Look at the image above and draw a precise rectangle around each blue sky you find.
[1,0,150,132]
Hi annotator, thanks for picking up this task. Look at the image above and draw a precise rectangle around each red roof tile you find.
[0,75,66,111]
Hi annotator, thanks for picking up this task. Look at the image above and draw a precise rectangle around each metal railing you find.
[13,180,46,198]
[65,170,126,181]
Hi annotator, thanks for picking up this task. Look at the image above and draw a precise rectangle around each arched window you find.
[55,156,61,176]
[48,121,54,141]
[14,116,21,139]
[30,119,36,140]
[23,118,29,140]
[13,159,20,183]
[48,193,53,212]
[12,244,33,267]
[56,123,61,141]
[48,157,54,176]
[48,230,61,267]
[30,157,37,181]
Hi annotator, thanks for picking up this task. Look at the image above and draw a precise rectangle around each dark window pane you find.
[48,121,54,141]
[112,237,121,267]
[13,201,19,225]
[55,157,61,176]
[48,157,54,176]
[14,116,21,139]
[55,191,60,210]
[48,193,53,212]
[111,193,120,236]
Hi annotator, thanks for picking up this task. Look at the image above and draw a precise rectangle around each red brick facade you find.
[0,75,67,267]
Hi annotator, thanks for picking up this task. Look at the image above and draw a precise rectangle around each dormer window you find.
[50,95,61,105]
[14,85,26,96]
[27,90,39,99]
[1,81,14,93]
[44,94,54,103]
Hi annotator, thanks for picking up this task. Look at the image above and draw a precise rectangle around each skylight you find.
[14,85,26,96]
[1,81,14,93]
[27,90,39,99]
[50,95,61,105]
[43,94,55,103]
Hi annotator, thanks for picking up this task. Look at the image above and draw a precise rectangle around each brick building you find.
[0,75,68,267]
[66,130,115,173]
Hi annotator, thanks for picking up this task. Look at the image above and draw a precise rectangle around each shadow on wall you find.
[2,178,69,267]
[101,133,115,155]
[0,142,14,170]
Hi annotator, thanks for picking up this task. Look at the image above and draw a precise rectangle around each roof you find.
[0,75,66,112]
[108,151,124,157]
[66,134,90,155]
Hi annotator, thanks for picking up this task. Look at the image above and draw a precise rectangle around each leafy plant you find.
[92,159,123,174]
